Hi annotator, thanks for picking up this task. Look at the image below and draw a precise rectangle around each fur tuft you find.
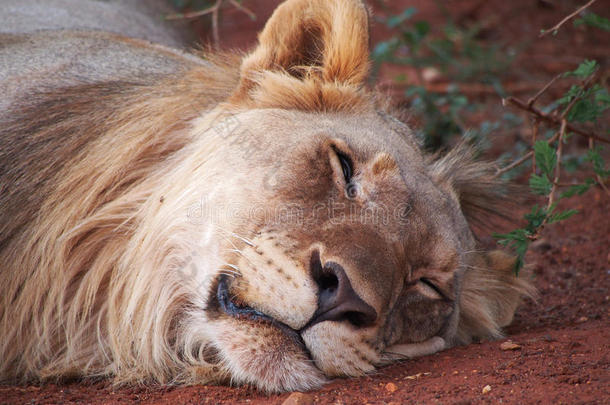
[429,143,523,235]
[231,0,370,107]
[456,250,537,343]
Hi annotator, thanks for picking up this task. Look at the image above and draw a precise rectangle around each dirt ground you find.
[1,0,608,404]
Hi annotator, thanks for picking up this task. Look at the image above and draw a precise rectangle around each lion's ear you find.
[231,0,370,101]
[428,143,520,235]
[456,250,536,343]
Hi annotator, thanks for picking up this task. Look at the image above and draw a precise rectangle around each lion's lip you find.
[215,275,308,346]
[216,275,273,322]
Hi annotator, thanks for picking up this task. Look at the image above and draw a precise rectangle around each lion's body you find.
[0,0,533,392]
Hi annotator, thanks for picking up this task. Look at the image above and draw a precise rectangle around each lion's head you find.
[159,0,534,391]
[0,0,534,393]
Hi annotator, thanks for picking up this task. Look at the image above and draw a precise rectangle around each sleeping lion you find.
[0,0,534,392]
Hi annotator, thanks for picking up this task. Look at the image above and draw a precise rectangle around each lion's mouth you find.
[214,275,307,345]
[216,275,273,322]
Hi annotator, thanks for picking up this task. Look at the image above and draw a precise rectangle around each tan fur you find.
[0,0,534,393]
[457,251,537,343]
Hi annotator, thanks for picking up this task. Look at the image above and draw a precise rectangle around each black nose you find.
[307,251,377,328]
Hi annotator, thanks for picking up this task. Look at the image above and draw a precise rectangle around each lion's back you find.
[0,0,192,48]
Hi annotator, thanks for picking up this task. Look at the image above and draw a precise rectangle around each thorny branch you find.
[166,0,256,49]
[502,97,609,144]
[539,0,597,37]
[496,72,608,182]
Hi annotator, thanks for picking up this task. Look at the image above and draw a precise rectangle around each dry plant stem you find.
[229,0,256,20]
[544,79,584,211]
[547,119,567,210]
[165,1,220,20]
[527,75,561,107]
[211,1,220,49]
[502,97,610,144]
[534,89,582,239]
[494,127,562,178]
[589,138,610,194]
[532,119,539,175]
[166,0,256,49]
[495,151,533,177]
[540,0,597,37]
[494,131,562,178]
[528,119,566,241]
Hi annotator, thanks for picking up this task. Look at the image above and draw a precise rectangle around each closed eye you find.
[419,278,444,299]
[332,146,353,184]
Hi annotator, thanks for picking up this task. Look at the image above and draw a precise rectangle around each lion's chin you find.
[203,275,327,392]
[379,336,446,365]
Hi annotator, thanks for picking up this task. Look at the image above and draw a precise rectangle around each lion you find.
[0,0,534,393]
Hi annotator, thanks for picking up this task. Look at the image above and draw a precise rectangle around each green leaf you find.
[493,228,529,247]
[529,174,553,195]
[414,21,431,37]
[524,204,547,231]
[585,147,610,178]
[372,38,399,62]
[564,60,598,78]
[594,87,610,108]
[548,209,578,224]
[387,7,417,28]
[493,229,530,274]
[566,98,601,122]
[559,180,594,198]
[534,141,557,177]
[557,85,582,105]
[574,13,610,31]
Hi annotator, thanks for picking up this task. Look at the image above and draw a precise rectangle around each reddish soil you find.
[2,0,608,404]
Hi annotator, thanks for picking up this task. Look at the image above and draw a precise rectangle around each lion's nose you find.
[308,251,377,328]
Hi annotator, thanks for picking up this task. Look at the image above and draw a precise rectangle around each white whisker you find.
[231,233,255,247]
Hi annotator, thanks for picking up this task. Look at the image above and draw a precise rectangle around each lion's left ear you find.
[231,0,370,102]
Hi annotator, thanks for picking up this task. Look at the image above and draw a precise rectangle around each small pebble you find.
[282,392,314,405]
[404,372,431,380]
[385,382,398,393]
[482,385,492,394]
[500,341,522,351]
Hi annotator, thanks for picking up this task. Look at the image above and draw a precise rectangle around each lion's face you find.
[160,0,534,392]
[192,109,475,390]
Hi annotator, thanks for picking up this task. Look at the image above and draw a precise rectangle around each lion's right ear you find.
[230,0,370,103]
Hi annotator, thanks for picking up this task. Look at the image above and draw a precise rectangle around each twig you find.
[494,130,562,178]
[542,83,583,229]
[547,119,567,209]
[553,182,583,187]
[494,151,534,177]
[165,0,256,49]
[540,0,597,37]
[589,138,610,194]
[524,120,567,241]
[165,1,220,20]
[502,97,610,144]
[532,119,539,175]
[527,74,561,107]
[381,81,543,97]
[229,0,256,20]
[211,0,220,49]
